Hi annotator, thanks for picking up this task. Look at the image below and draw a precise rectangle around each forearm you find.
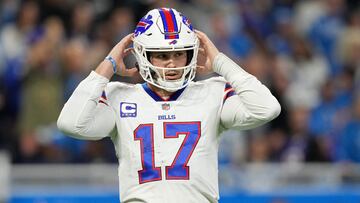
[57,71,115,140]
[215,53,281,128]
[95,59,115,80]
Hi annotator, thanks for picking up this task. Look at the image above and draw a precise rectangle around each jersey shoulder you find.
[192,76,227,88]
[103,81,140,102]
[185,76,229,101]
[105,81,136,93]
[190,76,235,102]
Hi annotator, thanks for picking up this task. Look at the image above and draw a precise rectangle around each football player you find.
[57,8,281,203]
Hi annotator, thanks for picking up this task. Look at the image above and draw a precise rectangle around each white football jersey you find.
[103,77,233,202]
[58,53,281,203]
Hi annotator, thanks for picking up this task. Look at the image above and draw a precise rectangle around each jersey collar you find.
[142,83,186,102]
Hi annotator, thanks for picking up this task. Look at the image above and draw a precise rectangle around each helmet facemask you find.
[134,41,199,92]
[133,8,199,92]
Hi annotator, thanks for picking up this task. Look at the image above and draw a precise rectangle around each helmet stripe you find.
[169,9,179,33]
[159,8,179,39]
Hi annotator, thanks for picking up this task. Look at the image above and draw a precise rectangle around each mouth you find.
[164,71,182,80]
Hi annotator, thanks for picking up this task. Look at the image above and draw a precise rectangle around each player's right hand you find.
[108,34,138,77]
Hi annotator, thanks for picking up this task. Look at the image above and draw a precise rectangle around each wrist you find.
[95,59,115,80]
[212,52,223,73]
[104,56,118,73]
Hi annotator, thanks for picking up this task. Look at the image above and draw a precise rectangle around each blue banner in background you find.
[9,186,360,203]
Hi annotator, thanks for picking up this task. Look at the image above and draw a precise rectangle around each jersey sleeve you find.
[223,83,236,104]
[214,53,281,130]
[57,71,116,140]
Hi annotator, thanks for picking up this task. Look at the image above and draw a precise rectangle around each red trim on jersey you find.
[223,83,236,103]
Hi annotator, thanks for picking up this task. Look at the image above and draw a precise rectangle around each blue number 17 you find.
[134,122,201,184]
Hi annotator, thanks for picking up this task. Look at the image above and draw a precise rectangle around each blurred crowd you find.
[0,0,359,165]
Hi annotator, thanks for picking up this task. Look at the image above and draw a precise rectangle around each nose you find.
[165,58,176,68]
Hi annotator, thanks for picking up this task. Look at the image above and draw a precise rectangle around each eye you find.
[174,51,185,58]
[150,52,171,61]
[155,53,168,59]
[174,52,182,57]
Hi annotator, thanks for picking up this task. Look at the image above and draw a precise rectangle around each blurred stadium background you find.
[0,0,360,202]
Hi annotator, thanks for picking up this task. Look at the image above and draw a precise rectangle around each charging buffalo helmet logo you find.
[134,15,154,37]
[180,13,193,31]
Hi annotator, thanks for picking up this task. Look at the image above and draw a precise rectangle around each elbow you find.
[265,98,281,120]
[57,113,77,135]
[57,112,83,139]
[57,112,104,141]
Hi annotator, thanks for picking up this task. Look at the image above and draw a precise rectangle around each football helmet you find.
[133,8,199,92]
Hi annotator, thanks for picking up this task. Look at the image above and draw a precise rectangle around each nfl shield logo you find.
[162,103,170,111]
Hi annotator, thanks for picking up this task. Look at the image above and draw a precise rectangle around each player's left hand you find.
[196,30,219,75]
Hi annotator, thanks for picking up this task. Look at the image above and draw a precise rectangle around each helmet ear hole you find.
[186,50,193,66]
[146,51,151,64]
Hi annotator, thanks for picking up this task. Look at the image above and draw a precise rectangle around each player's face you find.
[149,51,187,80]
